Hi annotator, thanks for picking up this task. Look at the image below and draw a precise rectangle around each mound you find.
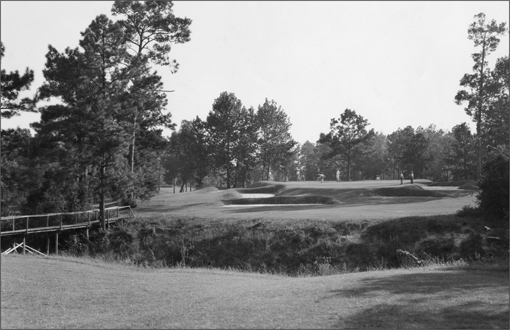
[220,190,243,200]
[222,195,336,205]
[374,185,447,197]
[236,184,285,194]
[194,186,219,193]
[427,180,477,187]
[246,181,274,188]
[458,181,478,190]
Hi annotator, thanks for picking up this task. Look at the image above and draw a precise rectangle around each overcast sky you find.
[1,1,509,144]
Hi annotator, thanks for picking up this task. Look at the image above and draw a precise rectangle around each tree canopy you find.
[1,42,37,119]
[318,109,375,181]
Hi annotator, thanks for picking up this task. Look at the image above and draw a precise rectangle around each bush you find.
[459,233,485,260]
[478,153,509,223]
[456,205,483,218]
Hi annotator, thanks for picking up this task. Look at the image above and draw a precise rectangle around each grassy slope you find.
[1,255,508,329]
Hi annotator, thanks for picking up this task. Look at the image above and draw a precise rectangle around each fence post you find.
[12,218,15,231]
[23,236,26,255]
[55,232,58,254]
[59,214,62,231]
[26,217,29,234]
[46,215,49,228]
[46,233,50,255]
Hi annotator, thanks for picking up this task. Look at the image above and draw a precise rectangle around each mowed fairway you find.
[1,255,508,329]
[136,180,477,221]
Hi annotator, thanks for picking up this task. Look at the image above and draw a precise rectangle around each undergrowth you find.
[21,213,504,277]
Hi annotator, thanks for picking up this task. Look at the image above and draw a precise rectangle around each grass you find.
[1,254,508,329]
[2,180,506,328]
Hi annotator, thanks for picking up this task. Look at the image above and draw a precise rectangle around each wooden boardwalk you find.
[1,206,134,237]
[1,206,135,255]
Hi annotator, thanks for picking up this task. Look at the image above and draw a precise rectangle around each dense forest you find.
[1,4,508,224]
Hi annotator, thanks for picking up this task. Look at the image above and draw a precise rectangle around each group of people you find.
[317,169,415,184]
[400,171,414,184]
[318,169,341,183]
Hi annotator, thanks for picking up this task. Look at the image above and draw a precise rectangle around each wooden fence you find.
[1,206,135,256]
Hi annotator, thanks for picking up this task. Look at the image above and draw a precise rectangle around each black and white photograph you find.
[1,1,509,328]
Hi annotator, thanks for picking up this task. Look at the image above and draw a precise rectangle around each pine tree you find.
[1,42,37,119]
[112,0,192,199]
[256,99,297,181]
[455,13,507,180]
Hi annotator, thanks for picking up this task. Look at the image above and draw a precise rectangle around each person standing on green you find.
[400,172,404,185]
[410,171,414,184]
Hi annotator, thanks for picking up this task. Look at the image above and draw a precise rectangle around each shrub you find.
[456,205,483,218]
[477,153,509,223]
[416,238,455,259]
[345,243,372,270]
[459,234,484,260]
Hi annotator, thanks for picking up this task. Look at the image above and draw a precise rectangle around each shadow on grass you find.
[327,271,509,329]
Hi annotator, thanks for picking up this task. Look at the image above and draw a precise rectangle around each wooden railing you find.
[0,206,135,236]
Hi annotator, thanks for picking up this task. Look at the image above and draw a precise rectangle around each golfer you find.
[400,172,404,185]
[336,169,340,182]
[410,171,414,184]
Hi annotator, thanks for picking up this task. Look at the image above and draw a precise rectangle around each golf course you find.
[2,1,509,328]
[136,179,477,221]
[2,179,508,329]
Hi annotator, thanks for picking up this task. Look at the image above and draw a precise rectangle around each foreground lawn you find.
[2,255,508,329]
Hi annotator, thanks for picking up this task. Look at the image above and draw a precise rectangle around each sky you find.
[1,1,509,145]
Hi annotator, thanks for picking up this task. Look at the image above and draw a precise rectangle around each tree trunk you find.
[347,148,351,181]
[99,166,106,230]
[475,40,487,181]
[129,116,136,200]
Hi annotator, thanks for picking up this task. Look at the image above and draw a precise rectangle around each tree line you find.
[163,95,296,191]
[1,9,508,222]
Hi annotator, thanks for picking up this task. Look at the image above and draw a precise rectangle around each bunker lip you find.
[239,193,275,198]
[222,195,336,205]
[222,204,323,207]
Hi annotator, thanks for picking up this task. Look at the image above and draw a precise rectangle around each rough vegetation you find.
[30,211,504,277]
